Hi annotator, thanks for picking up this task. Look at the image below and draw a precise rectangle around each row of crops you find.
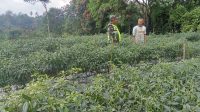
[1,57,200,111]
[0,33,200,111]
[0,33,200,86]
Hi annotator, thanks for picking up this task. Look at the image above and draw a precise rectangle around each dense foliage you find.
[0,11,38,39]
[0,33,200,86]
[64,0,200,34]
[1,0,200,36]
[87,0,139,33]
[1,1,200,111]
[1,57,200,111]
[181,7,200,32]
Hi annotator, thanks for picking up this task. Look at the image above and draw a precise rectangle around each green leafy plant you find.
[0,33,200,86]
[1,58,200,111]
[186,33,200,42]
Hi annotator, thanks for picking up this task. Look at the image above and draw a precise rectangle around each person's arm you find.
[107,24,114,42]
[144,26,147,44]
[132,26,136,43]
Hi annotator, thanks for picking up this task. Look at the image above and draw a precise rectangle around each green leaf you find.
[22,94,32,101]
[164,105,171,112]
[22,102,29,112]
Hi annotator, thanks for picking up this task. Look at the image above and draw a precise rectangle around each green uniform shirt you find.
[107,23,121,43]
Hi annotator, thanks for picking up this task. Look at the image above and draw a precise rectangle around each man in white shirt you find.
[132,18,147,44]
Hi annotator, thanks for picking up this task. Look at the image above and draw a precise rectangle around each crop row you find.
[1,57,200,111]
[0,33,199,86]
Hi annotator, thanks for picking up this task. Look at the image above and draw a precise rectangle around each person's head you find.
[137,18,145,27]
[110,15,118,25]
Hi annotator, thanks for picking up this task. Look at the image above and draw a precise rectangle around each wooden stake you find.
[183,40,186,60]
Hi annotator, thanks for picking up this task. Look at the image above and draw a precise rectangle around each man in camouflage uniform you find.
[107,15,121,44]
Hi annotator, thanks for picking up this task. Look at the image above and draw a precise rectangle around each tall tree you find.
[134,0,174,33]
[181,7,200,32]
[63,0,84,35]
[87,0,139,33]
[24,0,51,38]
[63,0,95,35]
[48,8,65,35]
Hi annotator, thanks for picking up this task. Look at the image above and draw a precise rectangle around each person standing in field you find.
[132,18,147,44]
[107,15,121,44]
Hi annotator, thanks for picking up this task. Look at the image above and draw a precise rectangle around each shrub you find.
[0,34,200,86]
[1,58,200,111]
[186,33,200,42]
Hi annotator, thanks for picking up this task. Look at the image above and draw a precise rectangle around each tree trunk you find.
[42,2,51,38]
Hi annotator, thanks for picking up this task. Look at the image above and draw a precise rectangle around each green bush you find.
[186,33,200,42]
[181,7,200,32]
[1,58,200,111]
[0,33,200,86]
[8,30,22,39]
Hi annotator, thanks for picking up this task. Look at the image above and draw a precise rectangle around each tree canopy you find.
[1,0,200,36]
